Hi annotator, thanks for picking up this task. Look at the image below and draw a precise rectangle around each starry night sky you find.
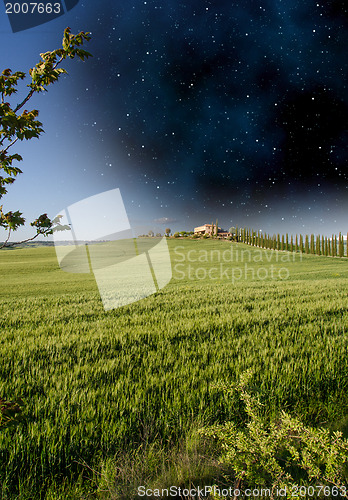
[0,0,347,239]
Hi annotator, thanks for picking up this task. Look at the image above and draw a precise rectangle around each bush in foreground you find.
[199,371,348,499]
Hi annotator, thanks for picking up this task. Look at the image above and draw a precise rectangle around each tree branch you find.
[14,88,35,114]
[2,226,53,248]
[14,54,64,113]
[0,226,11,249]
[1,137,19,154]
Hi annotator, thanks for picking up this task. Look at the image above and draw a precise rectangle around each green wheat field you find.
[0,239,347,499]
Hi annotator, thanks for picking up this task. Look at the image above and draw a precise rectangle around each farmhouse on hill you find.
[194,223,230,238]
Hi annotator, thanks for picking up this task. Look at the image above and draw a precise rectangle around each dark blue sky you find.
[0,0,347,239]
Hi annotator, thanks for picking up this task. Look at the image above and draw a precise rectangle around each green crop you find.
[0,240,347,498]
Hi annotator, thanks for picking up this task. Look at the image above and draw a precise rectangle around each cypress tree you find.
[325,237,328,256]
[281,234,284,251]
[286,233,289,251]
[299,234,303,253]
[310,234,315,254]
[295,234,298,253]
[277,233,280,250]
[316,235,320,256]
[339,232,344,258]
[305,234,309,254]
[321,235,325,256]
[338,233,341,257]
[335,235,337,257]
[290,235,294,253]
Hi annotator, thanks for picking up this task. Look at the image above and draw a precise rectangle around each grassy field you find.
[0,239,347,498]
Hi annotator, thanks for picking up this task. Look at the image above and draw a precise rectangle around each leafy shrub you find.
[199,371,348,498]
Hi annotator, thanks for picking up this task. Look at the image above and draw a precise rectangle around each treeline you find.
[237,227,348,258]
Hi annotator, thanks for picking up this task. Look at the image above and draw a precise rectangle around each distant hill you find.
[0,240,117,249]
[0,240,84,249]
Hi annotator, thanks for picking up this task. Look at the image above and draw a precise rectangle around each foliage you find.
[0,27,92,248]
[0,211,71,248]
[200,371,348,498]
[165,228,171,236]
